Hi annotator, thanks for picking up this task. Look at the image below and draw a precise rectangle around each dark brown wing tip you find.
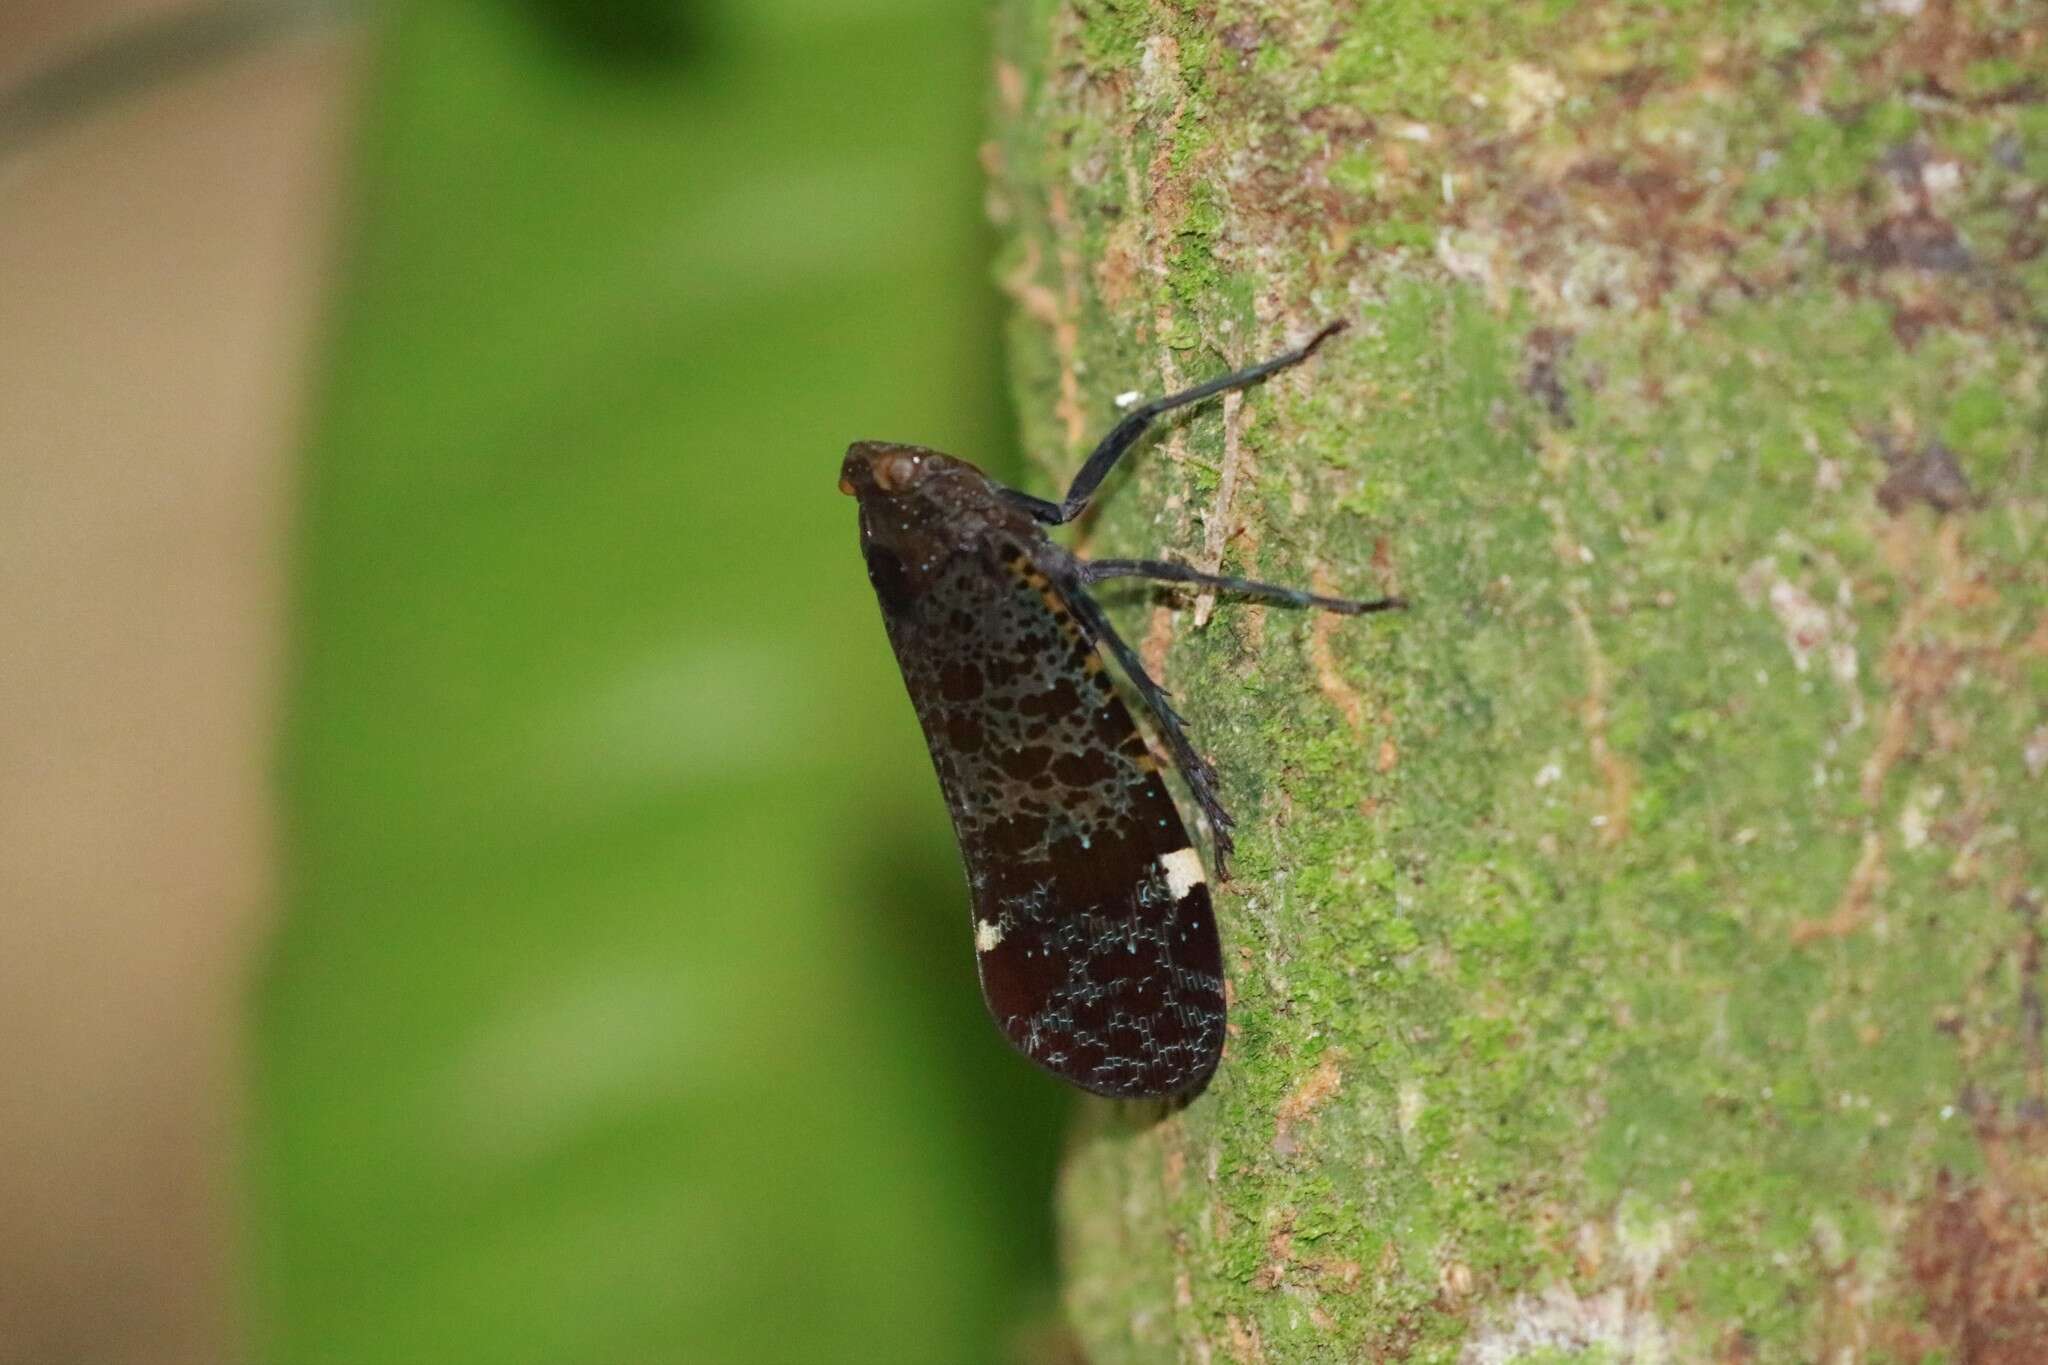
[1073,1059,1220,1103]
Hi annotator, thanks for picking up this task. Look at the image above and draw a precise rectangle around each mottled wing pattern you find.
[865,537,1225,1098]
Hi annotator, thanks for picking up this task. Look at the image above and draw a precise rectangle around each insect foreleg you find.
[1014,321,1350,527]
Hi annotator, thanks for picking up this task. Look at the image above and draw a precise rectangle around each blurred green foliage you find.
[249,2,1068,1360]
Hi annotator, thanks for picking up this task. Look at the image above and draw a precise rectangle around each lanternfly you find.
[840,323,1401,1098]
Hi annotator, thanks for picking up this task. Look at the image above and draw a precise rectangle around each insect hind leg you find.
[1061,585,1238,874]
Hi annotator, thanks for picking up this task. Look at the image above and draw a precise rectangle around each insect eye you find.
[873,451,923,493]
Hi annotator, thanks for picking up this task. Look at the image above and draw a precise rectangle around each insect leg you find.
[1080,558,1405,615]
[1014,321,1350,527]
[1061,585,1238,873]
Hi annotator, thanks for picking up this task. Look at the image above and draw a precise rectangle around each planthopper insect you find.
[840,322,1402,1099]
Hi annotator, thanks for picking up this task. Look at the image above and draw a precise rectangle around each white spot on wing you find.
[1160,847,1205,899]
[974,919,1004,952]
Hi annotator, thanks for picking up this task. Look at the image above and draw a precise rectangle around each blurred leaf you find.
[249,3,1066,1361]
[513,0,721,67]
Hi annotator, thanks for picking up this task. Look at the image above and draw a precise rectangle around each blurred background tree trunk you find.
[0,8,359,1361]
[989,2,2045,1360]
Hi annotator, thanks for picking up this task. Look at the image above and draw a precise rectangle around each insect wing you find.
[864,537,1225,1098]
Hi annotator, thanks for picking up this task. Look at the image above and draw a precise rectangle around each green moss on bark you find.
[992,1,2047,1361]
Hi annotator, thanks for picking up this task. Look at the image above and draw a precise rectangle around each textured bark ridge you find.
[987,3,2046,1360]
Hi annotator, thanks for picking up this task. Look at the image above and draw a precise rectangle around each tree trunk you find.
[988,3,2046,1360]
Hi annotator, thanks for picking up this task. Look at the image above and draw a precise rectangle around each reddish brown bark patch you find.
[1896,1155,2048,1363]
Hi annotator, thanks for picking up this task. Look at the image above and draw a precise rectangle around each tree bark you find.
[988,3,2046,1360]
